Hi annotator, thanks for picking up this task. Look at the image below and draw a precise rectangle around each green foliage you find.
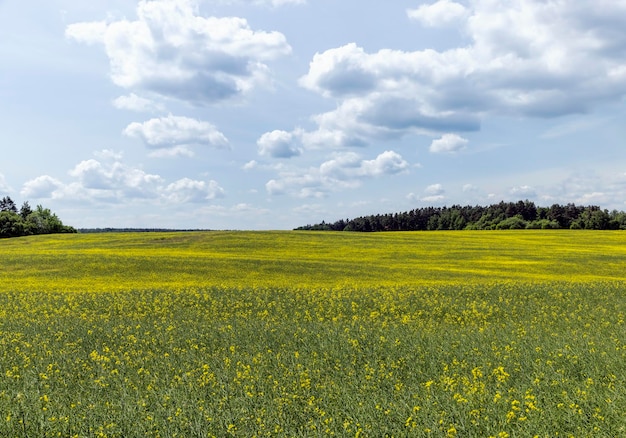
[527,219,560,229]
[18,201,32,220]
[496,215,527,230]
[0,211,25,238]
[0,196,17,213]
[0,196,75,238]
[297,200,626,232]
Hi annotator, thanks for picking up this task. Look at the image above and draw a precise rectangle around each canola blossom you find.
[0,231,625,436]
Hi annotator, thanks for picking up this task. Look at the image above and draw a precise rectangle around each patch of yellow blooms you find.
[0,230,625,435]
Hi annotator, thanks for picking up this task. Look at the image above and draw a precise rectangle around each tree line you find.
[0,196,76,238]
[295,200,626,232]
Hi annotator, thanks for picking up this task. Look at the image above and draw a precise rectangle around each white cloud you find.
[360,150,410,177]
[266,150,409,197]
[429,133,469,154]
[407,0,469,27]
[318,152,365,180]
[113,93,164,112]
[286,1,626,151]
[425,183,445,195]
[21,176,64,199]
[68,157,163,199]
[265,173,327,198]
[164,178,225,203]
[242,160,258,170]
[421,195,446,203]
[319,151,409,180]
[408,183,447,204]
[64,20,107,45]
[148,146,196,158]
[257,130,302,158]
[66,0,291,105]
[124,114,229,155]
[22,151,225,205]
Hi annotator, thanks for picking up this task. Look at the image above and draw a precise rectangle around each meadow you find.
[1,230,625,437]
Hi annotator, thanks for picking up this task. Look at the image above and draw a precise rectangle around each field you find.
[1,230,625,437]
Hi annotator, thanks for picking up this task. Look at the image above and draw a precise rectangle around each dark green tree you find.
[496,215,527,230]
[0,196,18,213]
[20,201,33,220]
[25,205,64,234]
[0,211,25,238]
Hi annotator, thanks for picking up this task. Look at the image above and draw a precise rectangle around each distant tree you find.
[26,205,65,234]
[548,204,568,228]
[0,198,75,238]
[0,196,18,213]
[528,219,560,229]
[609,210,626,230]
[0,211,25,238]
[496,215,527,230]
[20,201,33,220]
[584,208,610,230]
[295,201,626,232]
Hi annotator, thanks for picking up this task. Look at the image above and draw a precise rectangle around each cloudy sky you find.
[2,0,626,229]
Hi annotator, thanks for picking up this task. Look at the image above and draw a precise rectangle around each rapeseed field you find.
[1,231,625,436]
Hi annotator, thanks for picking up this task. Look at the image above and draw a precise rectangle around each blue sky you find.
[1,0,625,229]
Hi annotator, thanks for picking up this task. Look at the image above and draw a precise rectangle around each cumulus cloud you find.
[429,133,469,154]
[68,156,163,199]
[425,183,445,195]
[124,114,229,156]
[285,0,626,151]
[21,175,64,199]
[242,160,258,170]
[360,150,410,177]
[66,0,291,105]
[319,151,409,180]
[407,183,446,204]
[113,93,164,112]
[257,130,302,158]
[421,195,446,203]
[265,175,320,198]
[22,151,225,205]
[164,178,224,203]
[407,0,469,27]
[266,150,409,197]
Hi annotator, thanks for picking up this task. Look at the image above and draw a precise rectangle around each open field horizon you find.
[2,230,626,292]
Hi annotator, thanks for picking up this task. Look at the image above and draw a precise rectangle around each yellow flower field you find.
[1,230,626,291]
[0,231,625,436]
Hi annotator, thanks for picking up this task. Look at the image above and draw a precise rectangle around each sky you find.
[1,0,626,230]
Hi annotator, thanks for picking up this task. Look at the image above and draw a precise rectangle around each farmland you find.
[1,230,626,436]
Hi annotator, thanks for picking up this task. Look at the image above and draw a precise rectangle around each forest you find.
[0,196,76,238]
[296,200,626,232]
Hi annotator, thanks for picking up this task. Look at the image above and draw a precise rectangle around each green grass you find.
[0,230,625,436]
